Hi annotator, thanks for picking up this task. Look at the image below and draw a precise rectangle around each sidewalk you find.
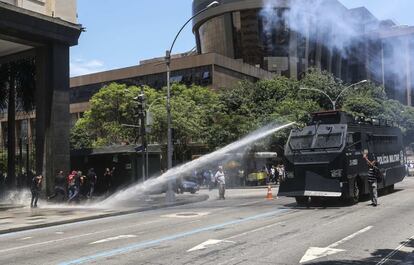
[0,193,208,235]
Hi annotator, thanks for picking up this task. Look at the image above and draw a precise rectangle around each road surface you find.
[1,178,414,265]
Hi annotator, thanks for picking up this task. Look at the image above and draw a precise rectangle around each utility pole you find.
[134,87,147,181]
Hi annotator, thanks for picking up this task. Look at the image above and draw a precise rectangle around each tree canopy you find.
[71,69,414,157]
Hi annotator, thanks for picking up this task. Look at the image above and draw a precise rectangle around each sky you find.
[70,0,414,77]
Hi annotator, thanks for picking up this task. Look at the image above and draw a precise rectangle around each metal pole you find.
[26,140,29,178]
[166,52,173,170]
[166,51,175,203]
[164,1,220,203]
[140,87,147,182]
[146,142,149,181]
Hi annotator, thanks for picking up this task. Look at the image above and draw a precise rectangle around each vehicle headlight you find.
[286,172,294,179]
[330,169,343,178]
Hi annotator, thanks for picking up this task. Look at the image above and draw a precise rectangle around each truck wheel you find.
[348,179,360,205]
[295,196,310,206]
[388,184,395,193]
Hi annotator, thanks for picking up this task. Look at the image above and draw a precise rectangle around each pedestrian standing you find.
[87,168,97,198]
[79,171,89,198]
[215,166,226,200]
[238,169,245,186]
[270,166,276,184]
[363,153,380,207]
[30,175,43,208]
[202,170,210,187]
[277,164,285,183]
[48,170,67,201]
[103,167,114,193]
[209,170,216,191]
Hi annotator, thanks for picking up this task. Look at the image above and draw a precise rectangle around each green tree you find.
[145,84,220,161]
[71,83,142,148]
[71,83,220,161]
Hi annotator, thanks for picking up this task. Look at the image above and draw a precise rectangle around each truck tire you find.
[295,196,310,206]
[347,179,360,205]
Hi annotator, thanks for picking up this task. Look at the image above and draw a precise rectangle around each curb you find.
[201,185,279,190]
[0,194,209,235]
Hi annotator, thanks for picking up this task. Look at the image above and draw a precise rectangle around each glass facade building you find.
[192,0,414,106]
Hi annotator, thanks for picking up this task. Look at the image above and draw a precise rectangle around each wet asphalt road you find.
[1,178,414,265]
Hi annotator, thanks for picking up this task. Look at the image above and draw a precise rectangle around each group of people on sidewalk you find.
[48,168,99,203]
[30,167,115,208]
[265,164,285,185]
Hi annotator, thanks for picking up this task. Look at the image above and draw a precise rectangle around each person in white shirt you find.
[215,166,226,200]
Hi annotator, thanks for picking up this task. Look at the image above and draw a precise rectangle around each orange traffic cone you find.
[266,185,273,200]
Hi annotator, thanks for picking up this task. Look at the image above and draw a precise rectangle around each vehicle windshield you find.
[314,133,343,149]
[288,127,344,151]
[289,135,313,150]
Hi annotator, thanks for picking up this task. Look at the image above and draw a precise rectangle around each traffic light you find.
[133,93,145,118]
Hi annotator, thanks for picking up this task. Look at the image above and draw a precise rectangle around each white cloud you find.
[70,58,106,77]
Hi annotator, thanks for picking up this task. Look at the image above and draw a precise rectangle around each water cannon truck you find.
[278,111,406,205]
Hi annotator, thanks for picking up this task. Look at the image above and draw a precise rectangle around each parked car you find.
[408,162,414,176]
[177,180,200,194]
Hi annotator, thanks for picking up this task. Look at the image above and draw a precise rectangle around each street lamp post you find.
[145,97,166,181]
[165,1,219,203]
[300,80,367,110]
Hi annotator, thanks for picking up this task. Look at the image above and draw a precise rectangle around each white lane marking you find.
[0,219,165,253]
[186,222,284,252]
[90,235,137,245]
[376,234,414,265]
[19,237,32,241]
[300,226,373,263]
[187,239,234,252]
[327,226,373,248]
[56,232,64,235]
[161,212,209,218]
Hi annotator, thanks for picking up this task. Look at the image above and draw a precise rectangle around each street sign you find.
[146,111,153,126]
[135,145,145,152]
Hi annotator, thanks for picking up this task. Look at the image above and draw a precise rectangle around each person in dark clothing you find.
[87,168,97,198]
[103,167,114,193]
[48,171,67,201]
[30,175,43,208]
[79,171,89,198]
[363,153,380,206]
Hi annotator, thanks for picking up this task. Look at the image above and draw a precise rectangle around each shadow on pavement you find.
[307,238,414,265]
[280,188,404,210]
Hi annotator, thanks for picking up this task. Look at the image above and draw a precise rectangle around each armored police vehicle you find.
[278,111,406,205]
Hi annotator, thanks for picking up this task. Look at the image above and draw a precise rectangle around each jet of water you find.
[97,122,295,207]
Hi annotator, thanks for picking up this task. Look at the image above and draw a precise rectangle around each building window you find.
[170,75,183,83]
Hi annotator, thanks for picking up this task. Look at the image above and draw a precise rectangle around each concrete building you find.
[68,52,275,123]
[0,0,81,192]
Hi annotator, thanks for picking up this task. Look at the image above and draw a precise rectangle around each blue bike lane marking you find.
[59,208,291,265]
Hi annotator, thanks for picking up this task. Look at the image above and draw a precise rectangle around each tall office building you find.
[193,0,414,106]
[0,0,81,191]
